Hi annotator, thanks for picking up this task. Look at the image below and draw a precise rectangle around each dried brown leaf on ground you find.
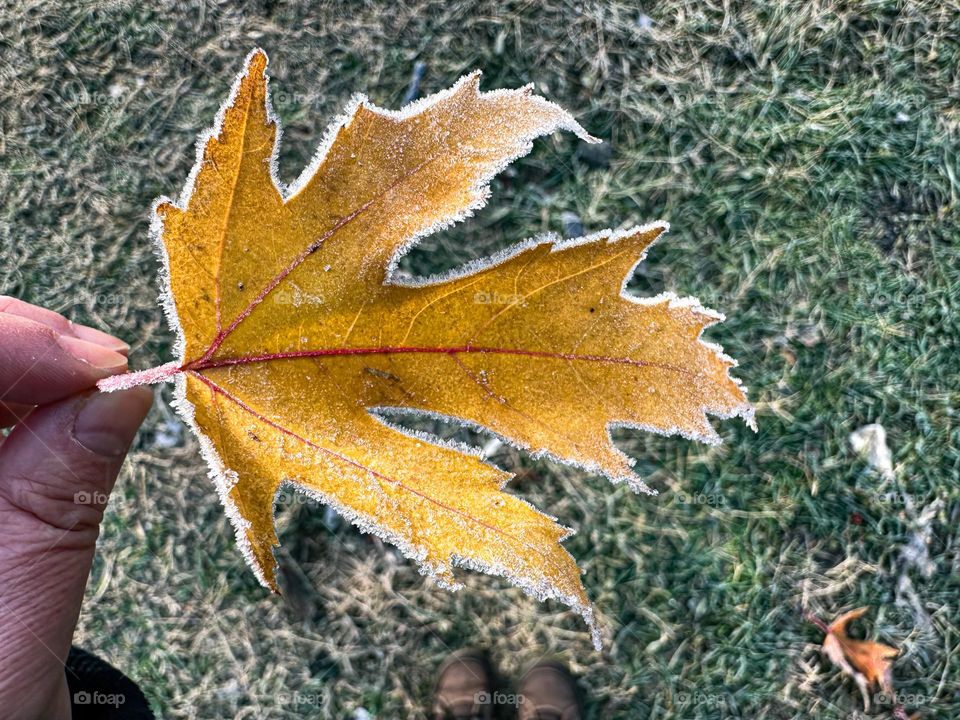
[819,607,899,712]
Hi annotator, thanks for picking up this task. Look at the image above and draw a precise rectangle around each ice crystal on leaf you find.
[101,49,754,649]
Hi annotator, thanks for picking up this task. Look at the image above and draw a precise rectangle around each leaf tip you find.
[247,47,269,74]
[581,604,604,651]
[564,119,600,144]
[579,129,603,144]
[448,69,483,100]
[616,471,657,495]
[618,220,669,247]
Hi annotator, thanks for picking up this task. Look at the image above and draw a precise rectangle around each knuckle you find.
[0,471,106,536]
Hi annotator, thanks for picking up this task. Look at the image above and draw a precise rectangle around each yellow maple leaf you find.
[102,49,754,647]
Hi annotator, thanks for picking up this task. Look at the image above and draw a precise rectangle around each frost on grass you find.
[849,423,895,480]
[102,48,754,649]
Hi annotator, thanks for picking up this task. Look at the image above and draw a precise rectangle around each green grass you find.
[2,1,959,718]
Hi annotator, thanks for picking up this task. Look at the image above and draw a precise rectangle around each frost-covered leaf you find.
[101,49,754,647]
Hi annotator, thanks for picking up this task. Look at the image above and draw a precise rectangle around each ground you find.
[1,1,959,718]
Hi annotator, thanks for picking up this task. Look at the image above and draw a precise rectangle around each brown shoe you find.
[517,661,581,720]
[430,649,495,720]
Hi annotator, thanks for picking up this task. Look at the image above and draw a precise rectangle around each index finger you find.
[0,296,129,354]
[0,312,129,406]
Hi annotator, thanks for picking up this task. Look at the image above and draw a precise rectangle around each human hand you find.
[0,297,152,720]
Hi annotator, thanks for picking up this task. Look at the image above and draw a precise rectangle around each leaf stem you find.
[96,361,182,392]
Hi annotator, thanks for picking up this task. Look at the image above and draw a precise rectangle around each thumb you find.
[0,387,152,716]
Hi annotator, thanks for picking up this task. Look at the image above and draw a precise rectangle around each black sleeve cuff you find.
[65,646,155,720]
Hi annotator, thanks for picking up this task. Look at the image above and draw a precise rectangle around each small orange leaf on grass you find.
[821,607,898,711]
